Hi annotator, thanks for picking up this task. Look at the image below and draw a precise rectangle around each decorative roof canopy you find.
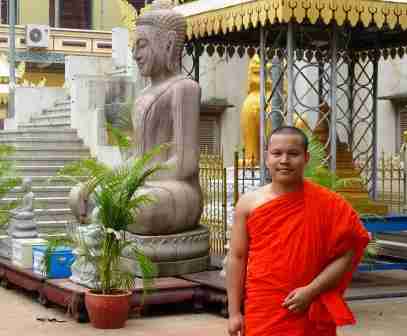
[173,0,407,60]
[176,0,407,40]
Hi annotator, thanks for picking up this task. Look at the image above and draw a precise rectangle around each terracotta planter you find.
[85,290,131,329]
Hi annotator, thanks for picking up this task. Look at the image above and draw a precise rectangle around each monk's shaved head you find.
[269,126,308,152]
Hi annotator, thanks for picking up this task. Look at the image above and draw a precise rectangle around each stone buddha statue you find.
[69,0,208,276]
[9,177,38,239]
[128,0,202,235]
[71,0,202,235]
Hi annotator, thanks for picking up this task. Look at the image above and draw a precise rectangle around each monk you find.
[227,126,369,336]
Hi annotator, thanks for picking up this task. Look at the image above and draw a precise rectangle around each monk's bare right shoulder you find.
[234,188,264,220]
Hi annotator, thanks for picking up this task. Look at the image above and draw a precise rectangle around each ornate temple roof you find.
[174,1,407,59]
[176,0,407,40]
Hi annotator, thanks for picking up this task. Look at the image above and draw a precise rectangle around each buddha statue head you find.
[247,55,272,93]
[133,0,186,79]
[21,177,32,193]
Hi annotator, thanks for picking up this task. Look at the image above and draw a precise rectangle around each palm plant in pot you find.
[46,145,165,329]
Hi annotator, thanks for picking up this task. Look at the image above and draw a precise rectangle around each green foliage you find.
[0,144,22,227]
[304,130,349,190]
[46,143,167,294]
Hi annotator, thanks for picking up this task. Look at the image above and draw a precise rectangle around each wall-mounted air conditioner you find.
[26,24,49,49]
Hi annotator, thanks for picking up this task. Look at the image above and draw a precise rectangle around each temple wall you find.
[92,0,122,31]
[19,0,50,25]
[198,54,249,166]
[377,58,406,154]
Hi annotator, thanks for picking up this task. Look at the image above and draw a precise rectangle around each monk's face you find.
[266,134,309,185]
[133,26,167,77]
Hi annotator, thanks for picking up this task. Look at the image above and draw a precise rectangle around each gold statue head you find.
[247,55,272,93]
[134,0,186,77]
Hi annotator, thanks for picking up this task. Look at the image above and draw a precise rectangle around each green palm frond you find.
[106,123,131,150]
[47,138,165,294]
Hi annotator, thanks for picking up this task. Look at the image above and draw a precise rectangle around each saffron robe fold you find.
[244,180,370,336]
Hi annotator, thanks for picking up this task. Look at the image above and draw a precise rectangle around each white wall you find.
[65,56,113,85]
[4,87,66,130]
[198,53,249,166]
[67,56,122,166]
[377,58,406,154]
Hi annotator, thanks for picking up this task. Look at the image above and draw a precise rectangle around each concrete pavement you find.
[0,287,406,335]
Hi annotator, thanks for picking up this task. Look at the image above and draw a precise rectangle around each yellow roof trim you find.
[182,0,407,40]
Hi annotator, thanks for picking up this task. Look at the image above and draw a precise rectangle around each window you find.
[1,0,18,24]
[59,0,91,29]
[199,115,221,154]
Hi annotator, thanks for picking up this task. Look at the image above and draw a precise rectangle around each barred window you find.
[199,115,221,154]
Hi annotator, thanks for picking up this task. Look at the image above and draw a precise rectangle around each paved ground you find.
[0,286,407,336]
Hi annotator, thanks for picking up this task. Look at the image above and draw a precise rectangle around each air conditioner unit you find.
[26,24,49,49]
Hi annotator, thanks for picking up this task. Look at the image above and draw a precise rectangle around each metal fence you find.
[199,152,227,257]
[362,149,407,214]
[232,149,261,204]
[199,149,261,258]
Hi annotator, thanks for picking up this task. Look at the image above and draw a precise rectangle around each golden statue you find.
[240,55,271,166]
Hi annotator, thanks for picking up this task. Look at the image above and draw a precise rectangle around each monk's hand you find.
[228,313,244,336]
[282,286,315,313]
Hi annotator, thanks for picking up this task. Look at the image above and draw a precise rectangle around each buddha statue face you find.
[21,177,32,193]
[134,25,175,78]
[133,0,187,80]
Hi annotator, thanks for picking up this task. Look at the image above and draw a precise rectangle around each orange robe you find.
[244,180,370,336]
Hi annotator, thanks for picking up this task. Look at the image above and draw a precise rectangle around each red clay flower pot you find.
[85,290,131,329]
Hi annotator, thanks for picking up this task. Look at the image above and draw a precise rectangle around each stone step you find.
[8,185,72,198]
[1,175,84,187]
[0,138,83,148]
[54,98,70,106]
[33,112,70,120]
[37,220,75,234]
[1,196,69,209]
[0,129,78,140]
[18,123,71,131]
[29,114,71,125]
[15,165,65,176]
[4,156,86,166]
[42,107,71,115]
[7,147,89,156]
[34,208,75,222]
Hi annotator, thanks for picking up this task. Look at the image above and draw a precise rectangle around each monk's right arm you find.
[227,200,249,317]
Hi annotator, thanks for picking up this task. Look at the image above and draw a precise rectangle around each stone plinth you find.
[123,225,210,277]
[9,215,38,239]
[0,236,11,259]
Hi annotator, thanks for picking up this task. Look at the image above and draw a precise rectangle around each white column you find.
[55,0,60,28]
